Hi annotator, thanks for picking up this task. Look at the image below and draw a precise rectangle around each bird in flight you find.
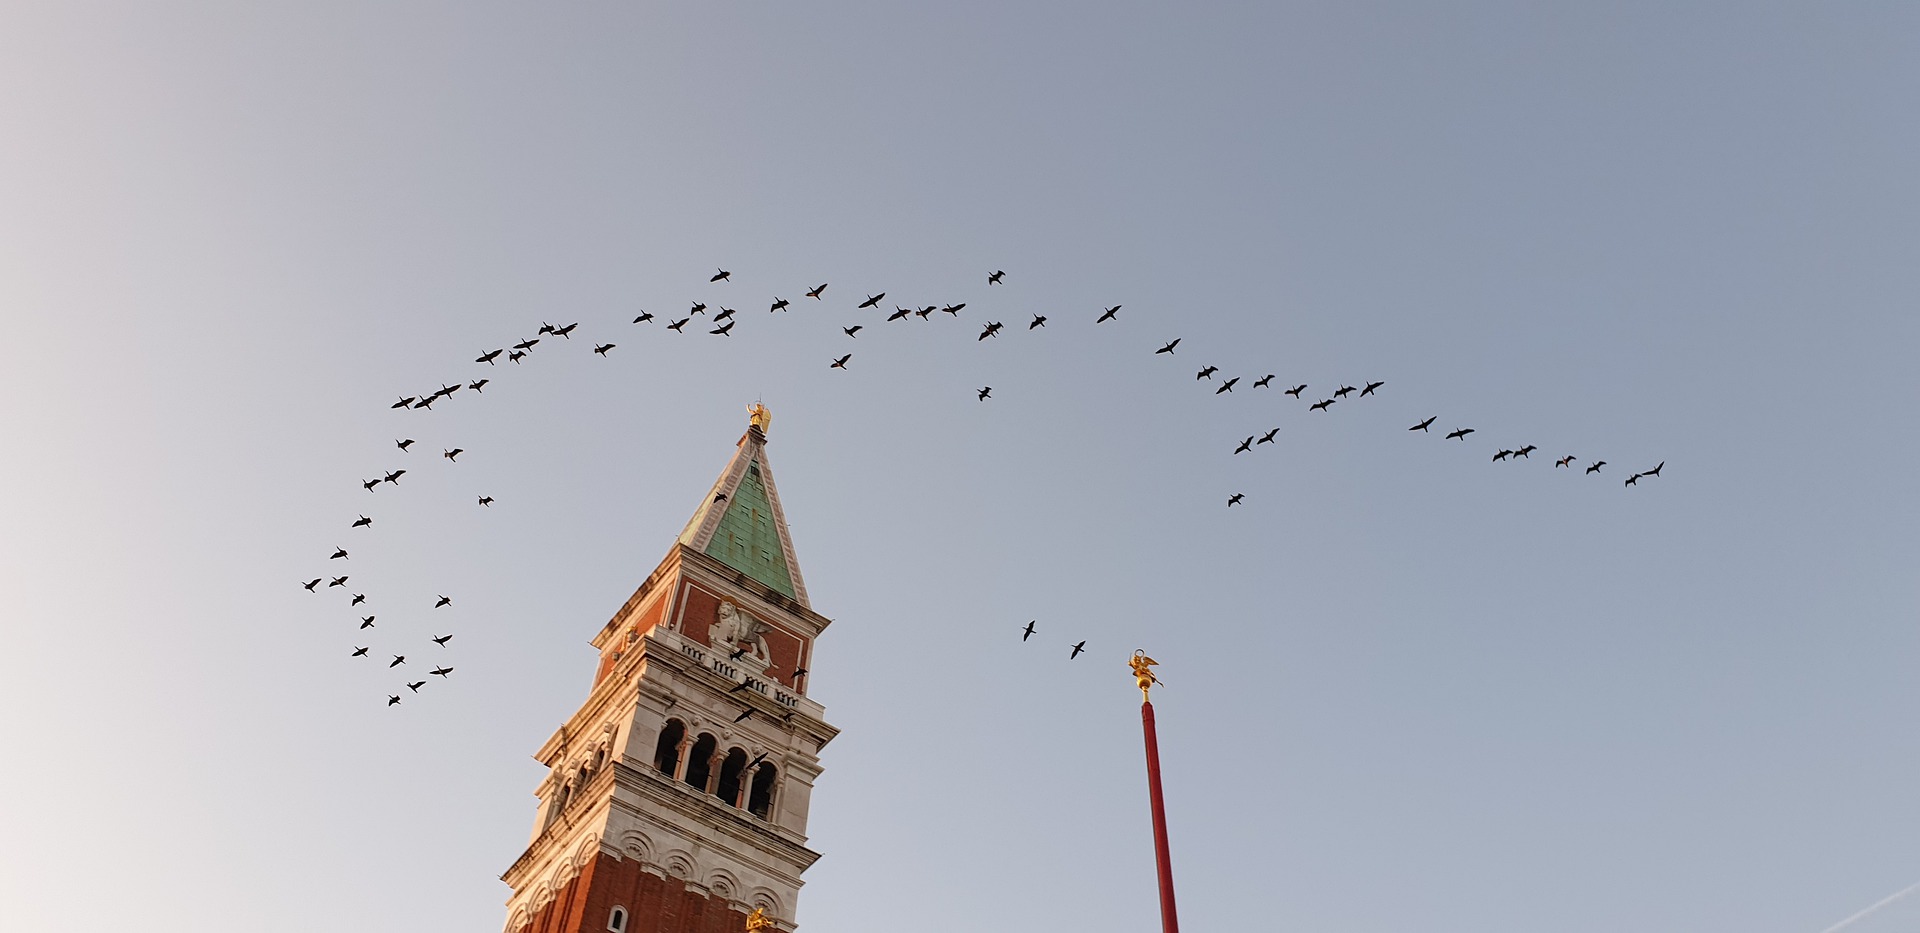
[431,666,453,678]
[710,321,735,336]
[434,595,452,608]
[1445,427,1474,440]
[916,305,936,320]
[1644,461,1665,477]
[1410,416,1436,432]
[1196,366,1217,380]
[387,695,401,707]
[1361,381,1385,397]
[806,283,828,299]
[351,646,368,657]
[469,379,489,393]
[411,394,436,411]
[513,338,539,352]
[1069,641,1086,660]
[329,547,348,560]
[392,396,416,410]
[362,478,381,491]
[1215,377,1239,395]
[888,307,912,322]
[1284,384,1306,398]
[942,303,965,315]
[1493,450,1513,462]
[302,578,322,592]
[1227,493,1244,507]
[1625,473,1641,487]
[351,593,366,606]
[389,655,406,668]
[593,343,615,356]
[1022,621,1036,641]
[507,350,525,363]
[1252,375,1274,388]
[360,616,375,629]
[988,270,1005,285]
[1258,428,1279,445]
[353,515,371,528]
[396,438,414,452]
[632,312,653,323]
[689,302,707,316]
[769,297,789,313]
[979,322,1003,341]
[1556,455,1576,468]
[729,681,755,694]
[407,681,426,692]
[859,293,885,309]
[830,354,851,369]
[733,709,754,724]
[1308,399,1334,412]
[1233,436,1254,454]
[1029,315,1047,329]
[843,325,862,338]
[432,634,452,647]
[1097,305,1120,323]
[711,268,730,283]
[478,496,493,507]
[1156,339,1181,355]
[1334,385,1357,399]
[476,349,503,365]
[667,318,689,332]
[1514,445,1536,459]
[444,448,463,462]
[713,307,736,322]
[1586,461,1606,474]
[384,469,405,484]
[537,323,555,335]
[553,323,578,339]
[329,576,348,588]
[977,387,992,401]
[791,668,807,681]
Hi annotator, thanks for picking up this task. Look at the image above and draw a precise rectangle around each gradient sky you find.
[2,3,1917,932]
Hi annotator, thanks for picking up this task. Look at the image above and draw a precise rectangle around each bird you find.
[537,323,555,335]
[1069,641,1086,659]
[352,515,371,528]
[1410,416,1436,432]
[690,302,707,315]
[1227,493,1244,507]
[469,379,489,392]
[1445,428,1474,440]
[435,383,460,399]
[1556,456,1575,468]
[1097,305,1120,323]
[392,396,415,409]
[1022,621,1036,641]
[942,303,965,315]
[1493,450,1513,462]
[329,576,348,587]
[1625,474,1641,487]
[733,709,754,724]
[478,496,493,507]
[888,307,912,322]
[407,681,426,692]
[432,634,452,646]
[362,478,381,491]
[791,668,807,680]
[713,307,736,322]
[858,293,885,309]
[979,322,1003,341]
[916,305,936,320]
[387,695,401,707]
[389,655,406,668]
[1215,377,1239,394]
[633,312,654,323]
[508,350,526,363]
[360,616,375,629]
[384,469,405,484]
[1258,428,1279,445]
[806,283,828,299]
[513,338,539,351]
[396,438,414,452]
[444,448,463,462]
[830,354,852,369]
[728,645,749,661]
[1234,436,1254,454]
[1334,385,1356,399]
[843,325,862,338]
[410,394,436,410]
[770,298,789,313]
[1029,315,1046,329]
[988,270,1005,284]
[977,387,992,401]
[711,268,730,283]
[431,666,453,678]
[1514,445,1536,459]
[1196,366,1217,380]
[476,349,503,365]
[351,593,366,606]
[593,343,615,356]
[434,595,451,608]
[1309,399,1334,412]
[713,492,728,503]
[1586,461,1606,474]
[302,578,321,592]
[1253,375,1274,388]
[329,547,348,560]
[1361,381,1385,397]
[710,321,734,337]
[351,646,369,657]
[1285,384,1307,398]
[667,318,689,332]
[1156,339,1181,355]
[1645,461,1665,478]
[729,681,754,694]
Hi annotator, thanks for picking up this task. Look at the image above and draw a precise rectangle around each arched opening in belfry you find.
[683,733,717,792]
[748,763,778,820]
[653,720,686,776]
[715,748,749,806]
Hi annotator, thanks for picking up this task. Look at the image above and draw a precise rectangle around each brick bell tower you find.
[502,405,837,933]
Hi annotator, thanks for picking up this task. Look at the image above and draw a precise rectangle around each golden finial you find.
[748,402,772,435]
[744,907,775,932]
[1130,649,1160,702]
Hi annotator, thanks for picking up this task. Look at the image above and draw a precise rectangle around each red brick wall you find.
[517,852,753,933]
[677,583,809,688]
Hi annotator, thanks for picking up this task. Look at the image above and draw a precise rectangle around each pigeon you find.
[432,634,452,647]
[770,298,789,313]
[1309,399,1334,412]
[389,655,406,667]
[714,492,729,503]
[633,312,654,323]
[478,496,493,507]
[1252,375,1274,388]
[988,270,1005,285]
[1234,436,1254,454]
[392,396,416,409]
[1410,416,1436,432]
[329,576,348,588]
[1215,377,1238,394]
[917,305,936,320]
[1284,384,1307,398]
[360,616,376,629]
[330,547,348,560]
[388,695,401,707]
[791,668,807,680]
[1586,461,1606,474]
[977,387,992,401]
[443,448,463,462]
[352,515,371,528]
[431,666,453,678]
[667,318,689,332]
[830,354,852,370]
[710,321,734,337]
[843,325,862,338]
[302,579,322,592]
[1361,381,1385,397]
[1257,428,1278,445]
[1645,461,1665,478]
[806,283,827,299]
[593,343,615,356]
[1029,315,1046,329]
[1196,366,1217,380]
[1069,641,1087,659]
[468,379,488,392]
[711,268,731,283]
[407,681,426,692]
[1445,428,1474,440]
[859,293,885,309]
[476,349,503,365]
[351,646,368,657]
[434,595,451,608]
[1156,339,1181,355]
[1228,493,1244,507]
[1022,621,1036,641]
[1097,305,1120,323]
[729,681,755,694]
[397,438,414,452]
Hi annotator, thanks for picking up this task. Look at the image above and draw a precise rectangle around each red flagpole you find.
[1134,652,1179,933]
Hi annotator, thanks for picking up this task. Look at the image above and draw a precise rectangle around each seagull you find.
[351,646,368,657]
[513,338,539,351]
[1586,461,1606,474]
[1234,436,1254,454]
[1097,305,1120,323]
[770,297,789,313]
[942,303,965,315]
[1069,641,1086,659]
[302,578,322,592]
[1556,456,1576,468]
[434,595,451,608]
[476,349,503,365]
[1215,377,1239,394]
[1258,428,1279,445]
[1361,381,1385,397]
[1029,315,1046,329]
[633,312,654,323]
[407,681,426,692]
[1022,621,1036,641]
[888,307,912,322]
[397,438,414,452]
[843,325,862,338]
[1514,445,1536,459]
[667,318,689,332]
[977,387,992,401]
[1445,428,1474,440]
[1625,473,1641,487]
[360,616,375,629]
[329,576,348,587]
[710,321,734,336]
[508,350,526,363]
[444,448,463,462]
[859,293,885,309]
[593,343,615,356]
[351,593,365,606]
[1252,375,1274,388]
[690,302,707,316]
[478,496,493,506]
[392,396,415,409]
[468,379,489,392]
[1309,399,1334,412]
[711,268,731,283]
[432,634,452,647]
[1196,366,1217,380]
[806,283,828,299]
[388,695,401,707]
[330,547,348,560]
[362,478,381,491]
[979,322,1003,340]
[1334,385,1356,399]
[389,655,406,667]
[988,270,1005,284]
[384,469,405,484]
[1284,384,1306,398]
[830,354,851,369]
[1228,493,1244,507]
[713,307,736,322]
[1645,461,1665,478]
[431,666,453,677]
[352,515,371,528]
[1410,416,1436,432]
[1156,339,1181,355]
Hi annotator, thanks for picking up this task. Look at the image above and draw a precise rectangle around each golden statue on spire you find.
[1130,649,1161,701]
[744,906,775,932]
[748,402,772,434]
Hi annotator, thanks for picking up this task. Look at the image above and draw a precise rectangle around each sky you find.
[1,3,1917,932]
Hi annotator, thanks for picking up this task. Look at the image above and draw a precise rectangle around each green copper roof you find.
[703,459,797,598]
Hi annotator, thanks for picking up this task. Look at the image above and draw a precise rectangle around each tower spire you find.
[675,404,809,606]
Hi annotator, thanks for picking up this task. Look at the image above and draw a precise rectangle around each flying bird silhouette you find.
[1097,305,1120,323]
[330,547,348,560]
[432,634,452,647]
[513,338,539,351]
[1625,474,1641,487]
[1029,315,1046,329]
[351,593,365,606]
[633,312,654,323]
[443,448,463,461]
[1445,428,1474,440]
[1215,377,1238,394]
[859,293,885,309]
[478,496,493,507]
[733,708,754,723]
[667,318,689,332]
[769,298,789,313]
[887,307,912,322]
[352,515,371,528]
[302,578,321,592]
[469,379,489,392]
[942,303,965,315]
[392,396,415,410]
[360,616,375,629]
[830,354,851,369]
[554,323,578,338]
[713,307,736,322]
[979,322,1003,340]
[593,343,615,356]
[1022,621,1036,641]
[329,576,348,587]
[384,470,405,484]
[843,325,862,338]
[1410,416,1436,432]
[1514,445,1536,459]
[507,350,525,363]
[389,655,406,668]
[1253,375,1274,388]
[806,283,827,299]
[1309,399,1334,412]
[351,646,368,657]
[1228,493,1244,507]
[434,595,451,608]
[431,666,453,677]
[1644,461,1665,477]
[387,695,401,707]
[476,349,502,365]
[1284,384,1306,398]
[1493,450,1513,462]
[1233,436,1254,454]
[396,438,414,452]
[711,268,730,283]
[362,478,381,491]
[1361,381,1385,397]
[988,270,1005,284]
[977,387,992,401]
[710,321,734,336]
[1586,461,1606,474]
[1334,385,1356,399]
[1556,456,1575,468]
[690,302,707,315]
[1069,641,1086,660]
[407,681,426,692]
[1156,339,1181,355]
[1258,428,1278,445]
[1196,366,1217,380]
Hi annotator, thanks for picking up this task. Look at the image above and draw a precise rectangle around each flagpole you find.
[1131,651,1179,933]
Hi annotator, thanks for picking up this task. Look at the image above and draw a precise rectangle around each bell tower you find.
[502,407,837,933]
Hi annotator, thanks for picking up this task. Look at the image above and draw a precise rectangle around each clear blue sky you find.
[1,3,1916,932]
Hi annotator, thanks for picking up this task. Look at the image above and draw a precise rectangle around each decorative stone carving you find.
[711,601,770,665]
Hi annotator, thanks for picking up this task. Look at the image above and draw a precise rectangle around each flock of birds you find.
[301,264,1665,705]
